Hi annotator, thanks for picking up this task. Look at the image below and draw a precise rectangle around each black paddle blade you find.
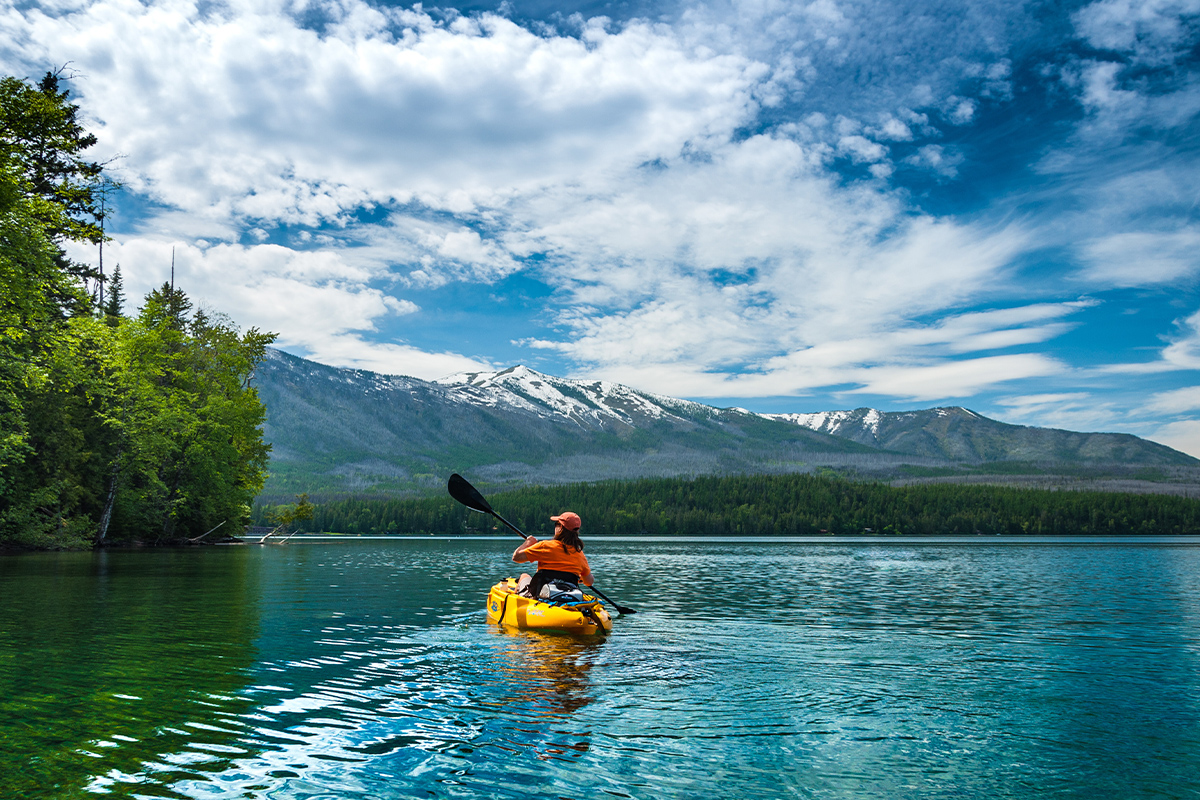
[448,473,494,514]
[588,586,636,615]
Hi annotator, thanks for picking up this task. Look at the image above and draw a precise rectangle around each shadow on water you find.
[0,548,262,799]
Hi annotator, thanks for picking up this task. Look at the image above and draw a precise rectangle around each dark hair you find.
[556,524,584,553]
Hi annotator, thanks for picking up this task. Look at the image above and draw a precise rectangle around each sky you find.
[4,0,1200,454]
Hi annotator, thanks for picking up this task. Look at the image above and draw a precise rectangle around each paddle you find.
[447,473,636,615]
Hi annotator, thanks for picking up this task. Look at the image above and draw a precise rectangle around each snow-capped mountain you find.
[434,365,719,429]
[254,350,1196,498]
[764,408,888,440]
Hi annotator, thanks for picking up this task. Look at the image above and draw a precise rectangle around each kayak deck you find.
[486,578,612,635]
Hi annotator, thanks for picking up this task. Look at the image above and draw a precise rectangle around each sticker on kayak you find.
[490,602,498,612]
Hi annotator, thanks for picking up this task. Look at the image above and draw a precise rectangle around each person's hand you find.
[523,535,537,547]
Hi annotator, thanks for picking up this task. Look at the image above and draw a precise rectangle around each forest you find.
[0,72,275,549]
[260,472,1200,537]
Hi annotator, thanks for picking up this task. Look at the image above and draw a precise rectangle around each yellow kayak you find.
[486,578,613,635]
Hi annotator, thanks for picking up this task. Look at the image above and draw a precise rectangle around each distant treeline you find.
[257,473,1200,536]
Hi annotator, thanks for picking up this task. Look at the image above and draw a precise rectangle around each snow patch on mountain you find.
[435,365,710,427]
[761,408,884,438]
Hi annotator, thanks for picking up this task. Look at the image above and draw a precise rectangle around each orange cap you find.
[551,511,581,531]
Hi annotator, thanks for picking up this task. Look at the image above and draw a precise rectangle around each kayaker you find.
[512,511,594,599]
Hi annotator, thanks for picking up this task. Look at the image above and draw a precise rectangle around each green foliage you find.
[103,263,124,324]
[283,473,1200,537]
[98,286,277,542]
[0,71,103,248]
[266,493,315,535]
[0,72,276,549]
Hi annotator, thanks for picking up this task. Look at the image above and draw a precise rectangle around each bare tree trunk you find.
[188,520,225,543]
[258,524,285,544]
[96,448,121,544]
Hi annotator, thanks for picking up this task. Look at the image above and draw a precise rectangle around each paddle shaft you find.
[486,508,527,540]
[581,585,634,615]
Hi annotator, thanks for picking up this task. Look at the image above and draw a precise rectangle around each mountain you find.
[256,350,878,498]
[254,350,1199,500]
[765,407,1195,465]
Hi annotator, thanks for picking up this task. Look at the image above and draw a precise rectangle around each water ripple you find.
[6,541,1200,798]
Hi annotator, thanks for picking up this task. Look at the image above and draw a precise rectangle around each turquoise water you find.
[4,538,1200,798]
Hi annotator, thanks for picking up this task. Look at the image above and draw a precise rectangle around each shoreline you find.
[6,533,1200,553]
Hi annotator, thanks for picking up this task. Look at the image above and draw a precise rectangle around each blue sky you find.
[6,0,1200,454]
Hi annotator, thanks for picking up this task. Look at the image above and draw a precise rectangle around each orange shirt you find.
[523,539,590,578]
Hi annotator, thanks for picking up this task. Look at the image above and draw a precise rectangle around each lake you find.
[4,537,1200,799]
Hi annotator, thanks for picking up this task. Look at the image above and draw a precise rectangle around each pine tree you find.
[103,264,124,324]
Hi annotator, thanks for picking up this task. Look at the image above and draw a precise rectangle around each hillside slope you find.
[256,351,882,497]
[255,350,1198,499]
[767,407,1195,465]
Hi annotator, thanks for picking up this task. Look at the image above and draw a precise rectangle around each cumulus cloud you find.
[73,237,491,379]
[7,0,1200,440]
[5,0,761,232]
[904,144,962,177]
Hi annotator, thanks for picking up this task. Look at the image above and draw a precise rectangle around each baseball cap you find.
[550,511,581,531]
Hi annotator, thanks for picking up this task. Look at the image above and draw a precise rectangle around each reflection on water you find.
[4,539,1200,798]
[489,628,600,718]
[483,628,601,762]
[0,549,262,800]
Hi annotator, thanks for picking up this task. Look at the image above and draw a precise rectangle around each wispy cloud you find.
[1101,309,1200,374]
[1148,385,1200,413]
[993,392,1127,433]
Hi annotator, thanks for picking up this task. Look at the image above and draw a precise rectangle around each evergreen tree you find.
[0,71,103,246]
[0,72,277,549]
[278,473,1200,538]
[103,264,124,324]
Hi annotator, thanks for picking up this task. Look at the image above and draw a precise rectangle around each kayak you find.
[486,578,613,635]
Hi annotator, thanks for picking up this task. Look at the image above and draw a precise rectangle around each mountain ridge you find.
[254,350,1198,499]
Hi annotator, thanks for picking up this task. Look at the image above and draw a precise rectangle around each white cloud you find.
[851,354,1064,400]
[1147,385,1200,413]
[992,392,1128,433]
[1098,309,1200,374]
[904,144,962,177]
[1074,0,1200,64]
[1149,419,1200,459]
[1080,228,1200,285]
[13,0,1200,444]
[1036,39,1200,295]
[947,97,976,124]
[1160,310,1200,370]
[837,134,888,163]
[5,0,762,232]
[498,130,1044,398]
[873,115,913,141]
[77,237,491,379]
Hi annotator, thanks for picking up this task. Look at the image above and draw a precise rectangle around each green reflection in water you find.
[0,548,260,799]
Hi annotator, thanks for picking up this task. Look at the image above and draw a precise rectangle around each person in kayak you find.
[513,511,594,599]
